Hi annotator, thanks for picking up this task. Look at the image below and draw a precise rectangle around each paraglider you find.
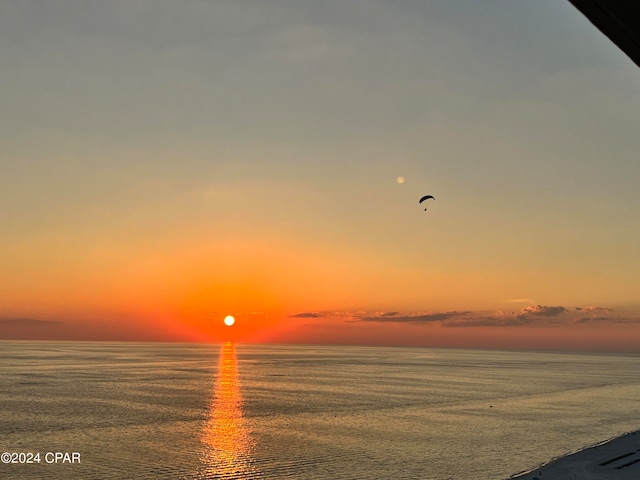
[419,195,434,211]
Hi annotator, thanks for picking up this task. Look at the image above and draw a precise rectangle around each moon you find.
[223,315,235,327]
[396,176,405,184]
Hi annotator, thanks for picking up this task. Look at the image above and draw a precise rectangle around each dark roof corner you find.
[568,0,640,68]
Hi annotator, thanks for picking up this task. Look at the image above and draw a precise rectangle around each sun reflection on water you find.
[199,342,259,479]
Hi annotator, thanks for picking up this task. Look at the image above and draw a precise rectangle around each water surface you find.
[1,341,640,479]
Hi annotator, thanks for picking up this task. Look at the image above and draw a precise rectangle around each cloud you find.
[575,306,614,313]
[442,306,570,328]
[358,311,471,324]
[576,317,607,323]
[289,312,323,318]
[351,307,572,328]
[577,316,640,324]
[294,304,635,330]
[444,305,640,328]
[505,298,531,303]
[442,316,532,328]
[0,318,63,326]
[517,305,567,318]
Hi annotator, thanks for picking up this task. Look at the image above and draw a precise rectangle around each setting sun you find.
[223,315,235,327]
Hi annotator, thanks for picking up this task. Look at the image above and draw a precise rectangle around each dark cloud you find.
[443,306,573,328]
[356,307,570,327]
[577,316,640,324]
[289,312,323,318]
[446,307,639,328]
[577,317,608,323]
[292,304,634,330]
[442,316,532,328]
[0,318,63,326]
[359,311,470,324]
[517,305,567,318]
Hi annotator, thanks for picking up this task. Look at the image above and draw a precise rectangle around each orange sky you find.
[2,2,640,352]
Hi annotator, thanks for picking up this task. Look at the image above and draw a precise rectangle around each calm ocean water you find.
[1,341,640,480]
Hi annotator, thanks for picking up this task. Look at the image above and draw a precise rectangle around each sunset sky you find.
[2,1,640,351]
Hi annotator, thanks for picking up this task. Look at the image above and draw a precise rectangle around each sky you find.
[1,0,640,351]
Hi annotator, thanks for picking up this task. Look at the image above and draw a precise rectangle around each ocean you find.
[1,341,640,479]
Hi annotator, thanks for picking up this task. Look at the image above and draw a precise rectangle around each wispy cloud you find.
[0,318,63,326]
[442,316,532,328]
[577,316,640,324]
[358,311,471,324]
[575,306,614,313]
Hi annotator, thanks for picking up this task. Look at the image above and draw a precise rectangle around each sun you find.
[223,315,235,327]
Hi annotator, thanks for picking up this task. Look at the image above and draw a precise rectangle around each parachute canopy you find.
[418,195,435,204]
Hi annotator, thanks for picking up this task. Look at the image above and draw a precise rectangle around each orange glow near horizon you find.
[200,342,258,478]
[174,311,289,344]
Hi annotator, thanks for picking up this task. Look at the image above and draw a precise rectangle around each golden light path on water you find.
[199,342,259,479]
